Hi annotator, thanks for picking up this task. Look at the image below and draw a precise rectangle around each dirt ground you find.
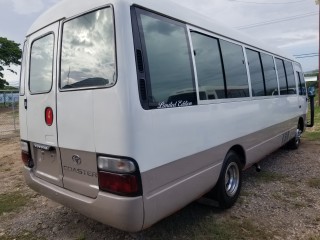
[0,136,319,240]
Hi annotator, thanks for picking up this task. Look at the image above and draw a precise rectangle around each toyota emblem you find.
[72,155,81,165]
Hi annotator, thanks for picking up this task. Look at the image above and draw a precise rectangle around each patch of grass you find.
[76,233,86,240]
[194,218,275,240]
[292,201,307,209]
[272,191,307,209]
[283,190,303,198]
[307,178,320,189]
[309,236,320,240]
[256,171,287,183]
[0,231,44,240]
[0,192,29,215]
[303,105,320,141]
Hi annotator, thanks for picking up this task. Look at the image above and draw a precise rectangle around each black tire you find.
[213,151,242,209]
[287,123,302,150]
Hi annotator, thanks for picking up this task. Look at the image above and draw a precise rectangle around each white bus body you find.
[19,0,308,232]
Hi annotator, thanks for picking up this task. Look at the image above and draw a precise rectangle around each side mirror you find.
[308,86,316,98]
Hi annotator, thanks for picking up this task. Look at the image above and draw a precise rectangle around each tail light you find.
[97,156,142,196]
[20,141,34,168]
[45,107,53,126]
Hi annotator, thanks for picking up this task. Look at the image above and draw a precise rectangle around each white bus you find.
[19,0,314,232]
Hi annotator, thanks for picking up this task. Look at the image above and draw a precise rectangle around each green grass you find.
[255,171,287,183]
[0,192,29,215]
[309,236,320,240]
[76,233,86,240]
[0,232,45,240]
[307,178,320,189]
[194,219,275,240]
[303,96,320,141]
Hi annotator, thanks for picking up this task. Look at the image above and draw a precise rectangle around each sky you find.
[0,0,319,87]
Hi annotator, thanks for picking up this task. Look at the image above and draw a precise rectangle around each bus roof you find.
[27,0,296,62]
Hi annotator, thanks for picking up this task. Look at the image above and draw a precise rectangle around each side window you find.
[275,58,287,95]
[191,32,226,100]
[220,40,249,98]
[60,7,116,90]
[297,72,306,96]
[246,49,265,97]
[284,61,296,94]
[29,34,54,94]
[260,53,278,96]
[137,10,196,109]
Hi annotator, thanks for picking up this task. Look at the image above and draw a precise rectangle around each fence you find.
[0,90,19,137]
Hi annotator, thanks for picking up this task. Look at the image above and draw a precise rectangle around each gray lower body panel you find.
[141,117,300,229]
[24,167,144,232]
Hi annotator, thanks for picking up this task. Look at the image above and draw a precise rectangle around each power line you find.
[229,0,306,4]
[236,11,318,29]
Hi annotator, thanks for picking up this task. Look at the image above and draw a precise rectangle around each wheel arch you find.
[298,117,304,132]
[229,145,246,170]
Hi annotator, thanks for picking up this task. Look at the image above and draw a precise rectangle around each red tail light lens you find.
[21,151,30,166]
[98,171,140,196]
[45,107,53,126]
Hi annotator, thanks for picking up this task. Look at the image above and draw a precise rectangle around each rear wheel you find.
[213,151,242,209]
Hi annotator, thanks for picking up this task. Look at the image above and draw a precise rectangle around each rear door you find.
[56,7,116,198]
[26,22,63,187]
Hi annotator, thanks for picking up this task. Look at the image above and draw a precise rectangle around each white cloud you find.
[12,0,44,15]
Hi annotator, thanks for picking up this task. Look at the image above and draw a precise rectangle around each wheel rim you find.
[224,162,240,197]
[295,128,302,145]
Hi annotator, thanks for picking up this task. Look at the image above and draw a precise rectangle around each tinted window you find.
[60,8,116,90]
[220,40,249,98]
[139,11,196,108]
[29,34,54,94]
[297,72,306,96]
[261,53,278,96]
[284,61,296,94]
[246,49,265,96]
[191,32,226,100]
[275,58,287,95]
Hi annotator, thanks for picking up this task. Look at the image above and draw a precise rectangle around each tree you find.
[0,37,22,89]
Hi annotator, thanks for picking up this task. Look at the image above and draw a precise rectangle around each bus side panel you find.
[140,115,298,229]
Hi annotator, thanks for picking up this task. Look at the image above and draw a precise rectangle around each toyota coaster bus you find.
[19,0,314,232]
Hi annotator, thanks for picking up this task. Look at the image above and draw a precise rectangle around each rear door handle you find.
[24,99,27,109]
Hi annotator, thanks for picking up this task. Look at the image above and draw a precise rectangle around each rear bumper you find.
[23,167,144,232]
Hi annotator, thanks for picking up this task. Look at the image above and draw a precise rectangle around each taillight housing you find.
[20,141,34,168]
[45,107,53,126]
[97,156,142,197]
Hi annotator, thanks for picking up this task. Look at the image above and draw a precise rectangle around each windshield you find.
[60,7,116,90]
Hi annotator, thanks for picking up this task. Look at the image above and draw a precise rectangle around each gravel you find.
[0,137,319,240]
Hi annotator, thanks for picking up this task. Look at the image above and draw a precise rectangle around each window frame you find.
[245,48,267,97]
[275,57,289,95]
[58,5,117,92]
[189,30,227,101]
[132,7,197,110]
[188,26,252,105]
[283,60,297,95]
[28,32,55,95]
[297,71,306,96]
